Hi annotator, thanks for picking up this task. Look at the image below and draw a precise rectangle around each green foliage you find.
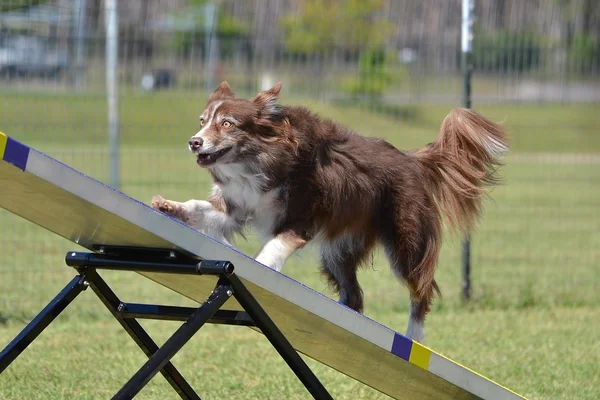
[171,1,249,58]
[281,1,396,98]
[0,0,47,12]
[355,50,390,98]
[280,0,393,55]
[339,50,408,99]
[568,34,600,76]
[471,30,542,73]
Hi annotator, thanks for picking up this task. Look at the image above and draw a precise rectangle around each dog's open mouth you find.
[196,147,232,167]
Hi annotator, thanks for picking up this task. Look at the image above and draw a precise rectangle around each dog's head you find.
[189,81,294,168]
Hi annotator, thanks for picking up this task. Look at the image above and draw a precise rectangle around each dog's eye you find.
[200,118,205,126]
[222,121,233,128]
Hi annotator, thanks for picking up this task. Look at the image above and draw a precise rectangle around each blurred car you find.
[0,34,68,79]
[141,69,176,91]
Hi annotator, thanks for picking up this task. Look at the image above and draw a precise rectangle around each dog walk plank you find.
[0,132,525,400]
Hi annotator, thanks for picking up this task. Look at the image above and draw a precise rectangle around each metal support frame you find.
[0,275,89,373]
[84,267,202,400]
[0,247,332,400]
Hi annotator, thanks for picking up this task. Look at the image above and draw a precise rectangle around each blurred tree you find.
[172,0,249,58]
[471,30,542,73]
[555,0,600,75]
[339,49,407,100]
[0,1,47,12]
[281,0,393,56]
[281,0,396,99]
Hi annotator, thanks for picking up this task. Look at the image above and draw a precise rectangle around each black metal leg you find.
[84,269,201,400]
[228,275,333,400]
[0,274,88,373]
[111,278,233,400]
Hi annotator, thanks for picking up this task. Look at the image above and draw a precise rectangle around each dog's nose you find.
[188,137,203,151]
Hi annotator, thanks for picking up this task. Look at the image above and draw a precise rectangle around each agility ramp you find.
[0,131,525,400]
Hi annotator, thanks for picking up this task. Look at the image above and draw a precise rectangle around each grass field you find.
[0,90,599,399]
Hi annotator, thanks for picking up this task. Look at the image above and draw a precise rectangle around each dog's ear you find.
[252,81,283,122]
[252,81,282,106]
[208,81,235,100]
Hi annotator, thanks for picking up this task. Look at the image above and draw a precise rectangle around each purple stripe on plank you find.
[391,332,412,361]
[3,137,30,171]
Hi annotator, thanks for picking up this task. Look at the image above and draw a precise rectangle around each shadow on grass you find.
[0,309,34,326]
[0,308,115,327]
[460,281,545,312]
[332,98,421,122]
[0,311,8,326]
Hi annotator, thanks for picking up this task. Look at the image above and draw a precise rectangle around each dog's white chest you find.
[212,164,280,234]
[248,189,280,235]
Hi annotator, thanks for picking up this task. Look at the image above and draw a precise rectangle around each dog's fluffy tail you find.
[413,108,507,234]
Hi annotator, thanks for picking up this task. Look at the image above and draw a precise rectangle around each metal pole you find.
[105,0,119,189]
[73,0,87,89]
[204,2,219,92]
[461,0,474,301]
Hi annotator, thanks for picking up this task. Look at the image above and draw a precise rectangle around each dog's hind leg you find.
[319,233,376,313]
[381,198,442,343]
[385,238,437,343]
[405,287,435,343]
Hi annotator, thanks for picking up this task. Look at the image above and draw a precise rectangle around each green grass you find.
[1,307,598,400]
[1,89,599,152]
[0,91,599,399]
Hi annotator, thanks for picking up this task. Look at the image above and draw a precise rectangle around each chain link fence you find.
[1,0,598,320]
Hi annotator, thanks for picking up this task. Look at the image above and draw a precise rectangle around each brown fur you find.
[154,82,507,339]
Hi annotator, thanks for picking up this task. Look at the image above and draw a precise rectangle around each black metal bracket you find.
[0,247,333,400]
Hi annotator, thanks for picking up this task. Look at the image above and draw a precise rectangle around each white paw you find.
[151,195,178,215]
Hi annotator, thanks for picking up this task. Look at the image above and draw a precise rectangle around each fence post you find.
[461,0,475,301]
[73,0,88,89]
[204,2,219,93]
[105,0,119,189]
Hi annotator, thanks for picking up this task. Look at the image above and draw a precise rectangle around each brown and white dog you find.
[151,81,507,342]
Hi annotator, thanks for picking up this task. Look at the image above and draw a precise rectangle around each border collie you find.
[151,81,507,342]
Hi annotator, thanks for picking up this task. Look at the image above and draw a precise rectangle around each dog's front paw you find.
[151,195,179,216]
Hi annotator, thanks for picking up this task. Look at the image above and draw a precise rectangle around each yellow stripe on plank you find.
[409,341,432,370]
[0,131,7,160]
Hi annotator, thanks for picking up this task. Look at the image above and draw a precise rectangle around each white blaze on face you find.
[189,101,223,152]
